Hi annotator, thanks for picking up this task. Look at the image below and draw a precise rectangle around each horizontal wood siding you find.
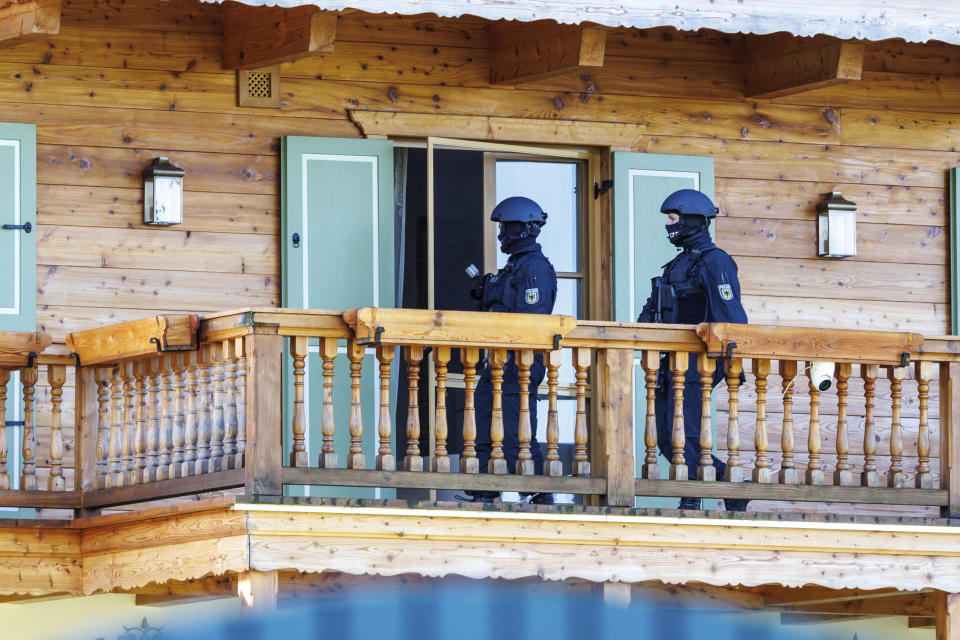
[5,0,958,510]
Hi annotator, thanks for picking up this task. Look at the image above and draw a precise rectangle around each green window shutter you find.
[612,152,715,323]
[0,123,36,332]
[612,152,715,504]
[951,167,959,335]
[281,137,395,497]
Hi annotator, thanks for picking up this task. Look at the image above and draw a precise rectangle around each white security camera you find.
[809,361,835,392]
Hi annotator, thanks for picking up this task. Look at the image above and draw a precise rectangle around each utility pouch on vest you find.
[652,276,678,324]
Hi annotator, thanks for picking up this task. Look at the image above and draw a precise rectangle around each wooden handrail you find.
[0,332,52,368]
[67,315,199,366]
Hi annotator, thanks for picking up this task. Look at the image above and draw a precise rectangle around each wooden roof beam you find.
[222,0,337,71]
[490,20,605,84]
[746,38,864,100]
[0,0,60,42]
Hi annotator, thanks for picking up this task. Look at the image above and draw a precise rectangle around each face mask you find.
[666,221,684,246]
[498,222,532,253]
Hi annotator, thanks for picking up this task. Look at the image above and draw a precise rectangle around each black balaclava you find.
[499,221,541,255]
[666,214,710,248]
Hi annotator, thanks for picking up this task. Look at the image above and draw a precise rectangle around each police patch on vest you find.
[525,288,539,305]
[718,284,734,301]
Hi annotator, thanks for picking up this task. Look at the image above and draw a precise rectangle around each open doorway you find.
[393,144,589,495]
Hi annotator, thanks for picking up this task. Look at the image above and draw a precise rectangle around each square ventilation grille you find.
[238,66,281,108]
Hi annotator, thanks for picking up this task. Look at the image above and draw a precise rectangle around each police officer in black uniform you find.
[466,196,558,503]
[637,189,749,511]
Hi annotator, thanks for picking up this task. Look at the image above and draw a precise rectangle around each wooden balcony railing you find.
[1,308,958,518]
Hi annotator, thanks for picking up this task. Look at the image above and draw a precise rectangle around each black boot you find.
[462,490,498,503]
[678,497,702,510]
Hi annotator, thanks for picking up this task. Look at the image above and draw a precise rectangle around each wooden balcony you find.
[3,308,960,619]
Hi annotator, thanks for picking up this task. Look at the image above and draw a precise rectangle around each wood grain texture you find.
[0,0,61,41]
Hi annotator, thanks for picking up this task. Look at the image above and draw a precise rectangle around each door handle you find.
[2,222,31,233]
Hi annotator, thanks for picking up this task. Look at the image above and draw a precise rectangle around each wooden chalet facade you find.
[2,0,960,637]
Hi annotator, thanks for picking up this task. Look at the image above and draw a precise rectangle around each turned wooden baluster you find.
[20,365,38,490]
[752,359,772,483]
[318,337,338,469]
[516,350,535,476]
[47,364,67,491]
[183,352,199,477]
[834,363,854,486]
[697,355,717,481]
[488,348,508,475]
[133,361,147,484]
[347,339,366,470]
[170,354,186,479]
[404,345,425,472]
[544,349,563,477]
[95,366,111,486]
[641,351,660,480]
[806,365,824,485]
[0,370,9,490]
[376,345,396,471]
[222,341,239,470]
[122,362,136,485]
[289,336,308,467]
[158,355,176,480]
[234,337,247,469]
[572,347,591,476]
[779,360,800,484]
[887,365,907,488]
[209,344,226,472]
[107,365,124,488]
[432,346,451,473]
[460,348,480,474]
[724,358,744,483]
[145,357,161,483]
[861,364,880,487]
[195,346,213,475]
[669,352,689,481]
[915,361,934,489]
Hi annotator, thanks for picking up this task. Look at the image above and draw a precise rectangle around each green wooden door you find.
[281,137,395,497]
[612,152,716,507]
[0,124,35,518]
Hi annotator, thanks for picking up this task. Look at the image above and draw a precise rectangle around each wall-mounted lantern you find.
[817,191,857,258]
[143,157,185,226]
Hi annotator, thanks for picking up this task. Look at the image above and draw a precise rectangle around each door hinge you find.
[2,222,31,233]
[593,180,613,199]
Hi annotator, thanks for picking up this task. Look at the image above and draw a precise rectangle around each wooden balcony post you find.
[96,365,111,486]
[183,354,199,478]
[133,361,147,484]
[122,362,136,485]
[572,347,591,477]
[244,333,282,496]
[432,345,451,473]
[544,349,563,477]
[862,364,881,487]
[596,348,634,507]
[209,343,226,472]
[238,570,278,612]
[459,347,480,474]
[318,337,338,469]
[488,348,508,475]
[936,591,960,640]
[20,365,38,490]
[0,370,8,490]
[376,344,396,472]
[940,362,960,519]
[887,365,907,488]
[234,337,248,469]
[157,354,174,481]
[106,365,124,488]
[752,358,772,483]
[724,358,744,483]
[834,363,854,486]
[77,365,100,496]
[346,339,366,470]
[669,351,688,481]
[806,368,824,486]
[404,345,425,472]
[196,347,213,474]
[515,349,535,476]
[144,357,161,483]
[170,354,187,479]
[916,360,934,489]
[289,335,308,468]
[641,350,659,480]
[47,364,67,491]
[223,341,240,470]
[778,360,800,484]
